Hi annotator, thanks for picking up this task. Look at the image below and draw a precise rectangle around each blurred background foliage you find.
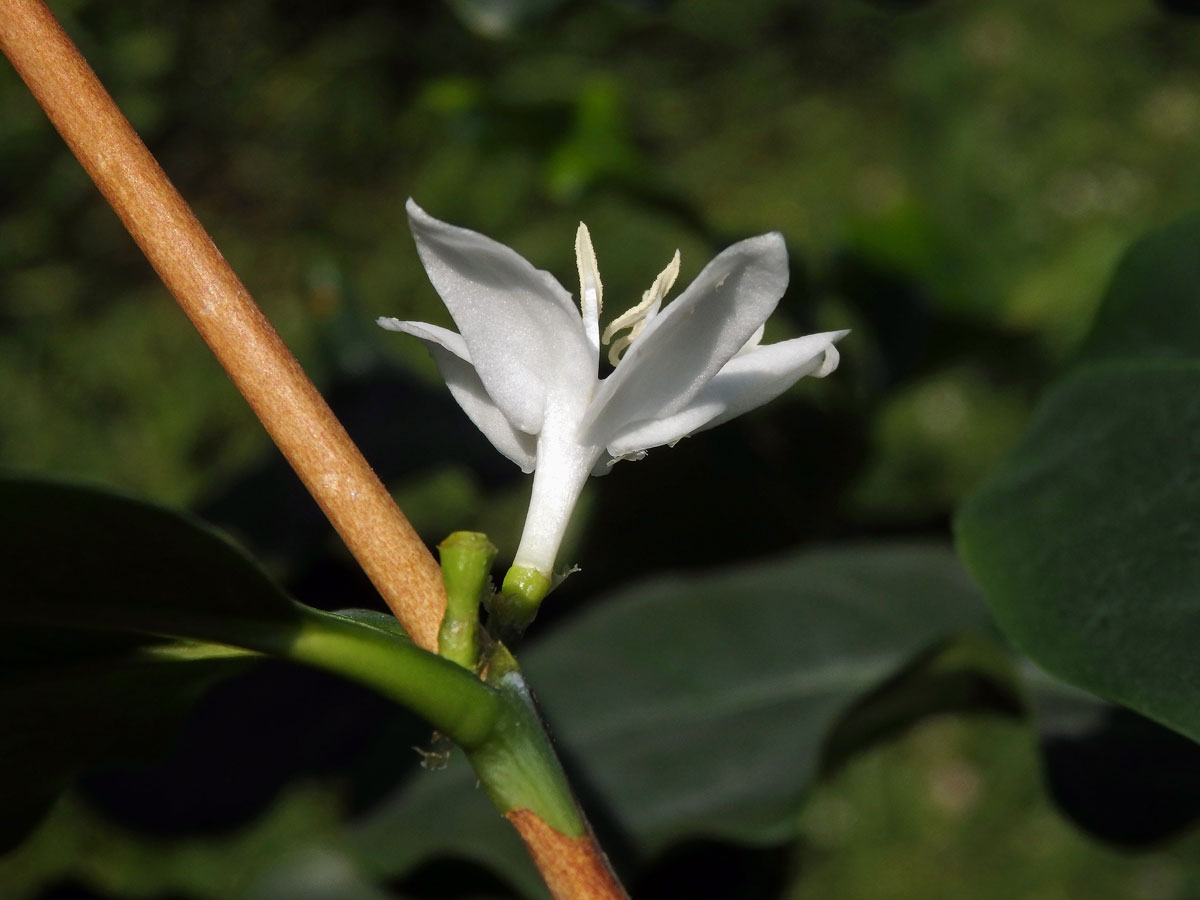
[4,0,1200,896]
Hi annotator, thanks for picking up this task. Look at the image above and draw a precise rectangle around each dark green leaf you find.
[0,476,301,849]
[957,216,1200,747]
[0,633,253,852]
[1075,213,1200,366]
[821,636,1019,771]
[0,476,301,639]
[0,478,494,851]
[351,543,992,890]
[957,361,1200,742]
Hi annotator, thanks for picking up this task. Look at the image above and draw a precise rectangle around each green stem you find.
[291,600,583,836]
[466,643,585,837]
[7,597,503,750]
[438,532,495,670]
[262,605,502,750]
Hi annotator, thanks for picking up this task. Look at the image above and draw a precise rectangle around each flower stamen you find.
[601,250,681,366]
[576,223,603,355]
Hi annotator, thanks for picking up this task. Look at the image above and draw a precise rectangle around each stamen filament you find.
[601,249,681,365]
[575,223,603,356]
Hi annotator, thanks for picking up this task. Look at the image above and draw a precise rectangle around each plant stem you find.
[0,0,445,651]
[282,606,501,749]
[470,645,584,837]
[469,645,630,900]
[437,532,495,670]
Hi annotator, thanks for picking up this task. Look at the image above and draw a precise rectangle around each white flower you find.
[380,200,847,587]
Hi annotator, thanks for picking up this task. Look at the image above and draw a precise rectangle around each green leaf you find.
[957,361,1200,742]
[955,213,1200,746]
[0,631,254,852]
[0,477,499,850]
[351,543,993,891]
[1075,213,1200,366]
[0,475,299,849]
[0,475,301,639]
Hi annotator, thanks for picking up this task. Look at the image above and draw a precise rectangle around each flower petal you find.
[378,318,538,472]
[582,232,790,444]
[406,199,594,433]
[605,330,848,457]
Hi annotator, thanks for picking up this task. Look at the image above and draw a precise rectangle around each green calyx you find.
[491,564,552,642]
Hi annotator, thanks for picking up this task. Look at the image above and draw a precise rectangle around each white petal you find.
[606,330,849,458]
[736,322,765,357]
[378,318,538,473]
[582,232,790,444]
[813,340,840,377]
[511,421,603,576]
[406,200,594,433]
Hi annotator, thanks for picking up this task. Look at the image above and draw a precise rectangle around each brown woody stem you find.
[0,0,445,650]
[508,811,630,900]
